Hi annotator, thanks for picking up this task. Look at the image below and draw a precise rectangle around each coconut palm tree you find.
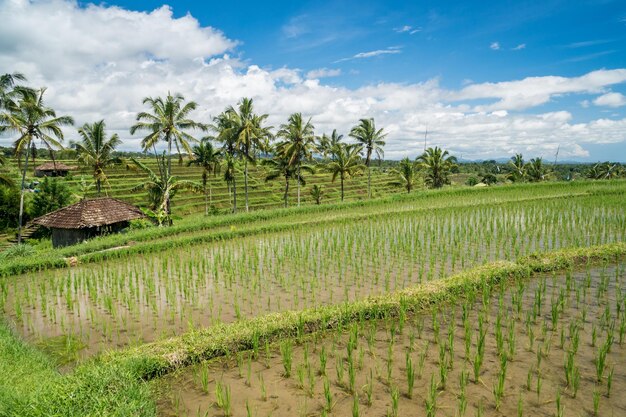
[129,156,200,225]
[417,146,458,189]
[310,184,324,205]
[276,113,316,207]
[211,111,240,213]
[525,157,548,182]
[226,98,272,212]
[263,155,294,208]
[73,120,122,195]
[390,157,419,193]
[317,129,343,160]
[587,161,622,180]
[187,138,221,215]
[326,143,365,201]
[0,88,74,243]
[349,118,386,198]
[507,153,526,182]
[130,93,206,217]
[0,73,32,111]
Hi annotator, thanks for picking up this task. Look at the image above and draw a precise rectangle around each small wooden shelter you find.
[34,162,77,177]
[32,198,145,247]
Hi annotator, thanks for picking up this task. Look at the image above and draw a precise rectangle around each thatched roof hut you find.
[33,198,145,247]
[34,162,77,177]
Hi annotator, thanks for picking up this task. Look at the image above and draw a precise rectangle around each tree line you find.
[1,72,624,235]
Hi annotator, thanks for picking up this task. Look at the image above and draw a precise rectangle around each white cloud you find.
[593,92,626,108]
[0,1,625,161]
[490,42,500,50]
[513,43,526,50]
[394,25,421,34]
[336,47,402,62]
[453,69,626,111]
[306,68,342,79]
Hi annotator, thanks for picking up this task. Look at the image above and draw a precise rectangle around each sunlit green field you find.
[1,180,625,416]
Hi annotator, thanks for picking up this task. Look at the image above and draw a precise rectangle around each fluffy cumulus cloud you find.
[1,0,626,160]
[593,92,626,108]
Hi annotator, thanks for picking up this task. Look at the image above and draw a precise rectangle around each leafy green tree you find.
[211,111,240,213]
[416,147,458,189]
[130,93,206,218]
[0,72,32,111]
[507,153,526,182]
[480,172,498,185]
[276,113,317,206]
[0,154,13,187]
[317,129,343,160]
[129,156,200,225]
[349,118,386,198]
[31,177,72,218]
[187,138,221,215]
[73,120,122,195]
[263,151,314,208]
[0,88,74,243]
[326,143,365,201]
[586,162,622,180]
[525,158,548,182]
[226,98,272,212]
[0,183,20,230]
[390,157,419,193]
[310,184,324,205]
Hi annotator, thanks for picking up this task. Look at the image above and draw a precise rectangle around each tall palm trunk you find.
[340,172,345,201]
[244,159,249,212]
[96,176,101,196]
[364,164,371,198]
[232,176,237,213]
[297,164,301,207]
[284,175,289,208]
[17,145,30,244]
[203,171,208,216]
[166,134,172,223]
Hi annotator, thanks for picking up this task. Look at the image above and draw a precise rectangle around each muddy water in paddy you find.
[158,262,626,417]
[2,201,623,360]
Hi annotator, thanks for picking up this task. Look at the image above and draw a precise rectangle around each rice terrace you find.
[1,1,626,417]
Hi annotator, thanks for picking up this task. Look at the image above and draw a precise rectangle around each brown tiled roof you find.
[33,198,145,229]
[34,162,77,171]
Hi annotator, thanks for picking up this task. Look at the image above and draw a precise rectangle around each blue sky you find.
[2,0,626,160]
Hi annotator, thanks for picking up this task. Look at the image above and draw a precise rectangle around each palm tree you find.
[276,113,316,207]
[0,88,74,243]
[130,93,206,218]
[507,153,526,182]
[226,98,272,212]
[263,155,294,208]
[390,157,419,193]
[587,162,621,180]
[416,146,458,189]
[129,156,200,225]
[211,111,240,213]
[326,143,365,201]
[349,118,386,198]
[0,73,32,111]
[187,138,221,215]
[317,129,343,160]
[73,120,121,195]
[310,185,324,205]
[525,158,547,182]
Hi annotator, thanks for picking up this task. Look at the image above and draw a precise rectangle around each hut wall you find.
[50,221,130,248]
[35,170,69,177]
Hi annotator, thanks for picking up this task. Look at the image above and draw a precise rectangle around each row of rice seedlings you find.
[3,197,625,358]
[160,261,625,417]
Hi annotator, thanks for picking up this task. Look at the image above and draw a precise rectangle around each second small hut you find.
[33,198,145,247]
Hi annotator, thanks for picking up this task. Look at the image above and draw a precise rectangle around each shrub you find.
[31,177,72,218]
